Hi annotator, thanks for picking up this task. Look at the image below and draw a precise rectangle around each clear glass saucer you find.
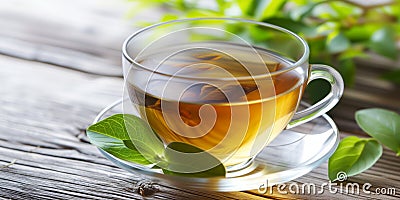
[92,99,339,192]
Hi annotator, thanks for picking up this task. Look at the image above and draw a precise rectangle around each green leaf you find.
[245,0,266,17]
[175,0,196,10]
[246,0,287,20]
[87,114,164,163]
[355,108,400,155]
[86,131,152,165]
[259,0,287,20]
[381,69,400,84]
[290,1,328,20]
[238,0,253,15]
[87,115,226,178]
[87,114,130,140]
[123,115,165,156]
[215,0,229,13]
[328,136,382,181]
[344,24,380,42]
[329,1,361,19]
[326,31,350,53]
[369,27,398,60]
[290,4,315,20]
[162,142,226,177]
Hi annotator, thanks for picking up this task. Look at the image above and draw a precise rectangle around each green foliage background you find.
[129,0,400,89]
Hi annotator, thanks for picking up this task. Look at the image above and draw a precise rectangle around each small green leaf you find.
[328,136,382,181]
[381,69,400,84]
[86,131,152,165]
[326,31,350,53]
[162,142,226,177]
[369,27,398,60]
[356,108,400,155]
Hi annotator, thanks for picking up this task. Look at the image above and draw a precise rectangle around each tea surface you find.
[128,43,305,166]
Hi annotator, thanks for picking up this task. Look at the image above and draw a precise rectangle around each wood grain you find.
[0,0,399,199]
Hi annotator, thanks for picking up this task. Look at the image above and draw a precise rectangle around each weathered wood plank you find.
[0,0,162,77]
[0,0,130,76]
[0,36,122,77]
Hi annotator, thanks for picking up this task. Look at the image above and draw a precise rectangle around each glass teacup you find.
[122,18,343,174]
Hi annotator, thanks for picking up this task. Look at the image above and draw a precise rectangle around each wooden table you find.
[1,0,399,199]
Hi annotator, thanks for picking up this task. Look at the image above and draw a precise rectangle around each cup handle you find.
[286,64,344,129]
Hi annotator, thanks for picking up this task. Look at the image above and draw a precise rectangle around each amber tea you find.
[127,43,305,166]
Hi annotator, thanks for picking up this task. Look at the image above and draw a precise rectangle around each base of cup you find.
[225,158,258,177]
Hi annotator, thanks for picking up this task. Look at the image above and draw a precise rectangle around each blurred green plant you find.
[128,0,400,88]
